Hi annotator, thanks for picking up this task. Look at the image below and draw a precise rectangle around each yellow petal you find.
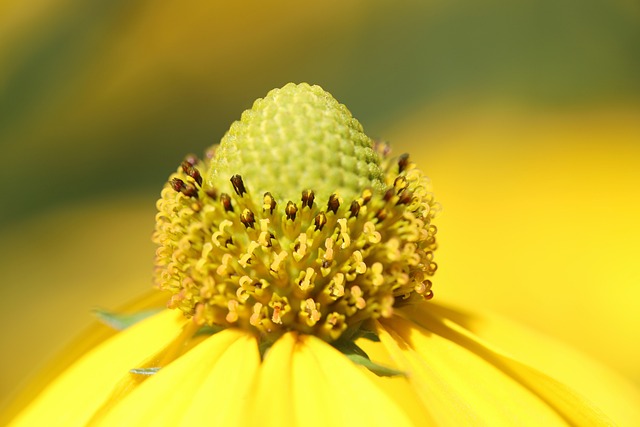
[403,302,640,426]
[8,309,186,427]
[251,332,414,427]
[354,337,437,426]
[378,312,612,426]
[92,328,259,426]
[1,290,168,425]
[249,333,297,427]
[390,105,640,379]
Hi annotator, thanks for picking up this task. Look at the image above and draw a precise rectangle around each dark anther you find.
[393,176,408,193]
[285,201,298,221]
[322,260,331,269]
[349,200,360,218]
[230,175,247,197]
[301,189,315,209]
[263,192,276,214]
[314,212,327,231]
[374,209,387,222]
[170,178,198,198]
[383,188,395,202]
[240,209,256,228]
[220,193,234,212]
[205,147,216,160]
[205,188,219,200]
[398,153,410,173]
[361,189,373,205]
[171,178,185,192]
[396,190,413,205]
[182,185,197,197]
[327,194,340,214]
[372,139,392,157]
[183,154,199,166]
[181,161,203,187]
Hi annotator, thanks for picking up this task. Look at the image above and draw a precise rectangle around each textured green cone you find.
[208,83,386,203]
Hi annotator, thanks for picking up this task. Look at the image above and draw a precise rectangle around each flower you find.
[6,83,640,426]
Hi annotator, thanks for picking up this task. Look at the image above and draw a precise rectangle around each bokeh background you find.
[1,0,639,404]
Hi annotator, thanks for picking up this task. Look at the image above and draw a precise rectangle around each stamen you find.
[301,189,315,209]
[383,188,395,202]
[205,188,218,200]
[336,218,351,249]
[350,286,367,309]
[230,175,247,197]
[220,193,234,212]
[398,153,410,173]
[374,208,387,222]
[181,161,203,186]
[269,295,290,325]
[285,201,298,221]
[394,176,408,193]
[270,251,288,274]
[226,300,239,323]
[300,298,321,326]
[361,188,373,205]
[321,312,347,341]
[327,193,340,214]
[263,192,276,214]
[349,200,361,218]
[397,189,412,205]
[326,273,345,298]
[250,303,264,326]
[297,267,316,292]
[170,178,198,198]
[183,154,199,166]
[293,233,308,262]
[314,212,327,231]
[240,209,256,228]
[363,221,381,243]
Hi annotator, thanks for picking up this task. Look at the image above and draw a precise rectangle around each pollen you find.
[153,83,439,344]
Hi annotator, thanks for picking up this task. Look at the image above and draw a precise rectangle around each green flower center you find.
[154,83,438,344]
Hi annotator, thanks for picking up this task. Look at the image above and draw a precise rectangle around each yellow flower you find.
[6,84,640,426]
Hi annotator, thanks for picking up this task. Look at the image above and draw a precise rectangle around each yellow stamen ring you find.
[154,149,438,343]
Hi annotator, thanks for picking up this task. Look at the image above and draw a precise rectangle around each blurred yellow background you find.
[1,0,639,404]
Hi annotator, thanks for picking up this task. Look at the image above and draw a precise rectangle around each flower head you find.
[154,83,438,345]
[6,84,640,427]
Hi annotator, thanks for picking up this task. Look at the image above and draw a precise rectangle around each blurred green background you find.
[1,0,639,404]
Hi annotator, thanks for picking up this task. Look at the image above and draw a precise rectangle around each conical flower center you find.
[209,83,386,203]
[153,83,439,344]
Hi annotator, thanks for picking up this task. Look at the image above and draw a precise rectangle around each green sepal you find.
[356,329,381,342]
[93,308,162,331]
[258,338,276,360]
[334,340,405,377]
[194,324,225,337]
[129,367,161,376]
[345,353,406,377]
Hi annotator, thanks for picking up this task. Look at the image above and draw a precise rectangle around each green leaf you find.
[93,308,163,331]
[129,367,161,376]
